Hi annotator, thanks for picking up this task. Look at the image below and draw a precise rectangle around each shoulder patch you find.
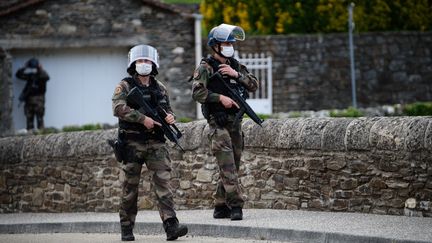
[193,69,200,79]
[114,85,122,95]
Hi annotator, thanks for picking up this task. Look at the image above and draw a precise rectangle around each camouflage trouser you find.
[119,140,176,227]
[24,95,45,130]
[208,117,244,208]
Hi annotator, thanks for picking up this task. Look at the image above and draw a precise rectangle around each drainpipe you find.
[193,13,203,118]
[348,3,357,108]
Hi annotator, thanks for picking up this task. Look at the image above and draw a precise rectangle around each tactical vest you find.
[203,57,248,116]
[118,76,165,141]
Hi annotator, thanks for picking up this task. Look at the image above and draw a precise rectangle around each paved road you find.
[1,209,431,242]
[0,233,287,243]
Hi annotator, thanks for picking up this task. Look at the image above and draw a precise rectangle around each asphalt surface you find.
[0,209,431,243]
[0,233,287,243]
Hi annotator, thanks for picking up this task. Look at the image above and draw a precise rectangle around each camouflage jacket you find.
[191,57,259,104]
[112,77,174,125]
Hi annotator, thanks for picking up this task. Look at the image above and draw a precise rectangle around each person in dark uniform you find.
[15,58,50,131]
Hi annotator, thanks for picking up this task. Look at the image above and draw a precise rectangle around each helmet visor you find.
[213,24,245,42]
[128,45,159,68]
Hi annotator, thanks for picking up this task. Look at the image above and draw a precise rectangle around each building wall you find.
[0,48,13,136]
[234,32,432,112]
[0,118,430,217]
[0,0,196,128]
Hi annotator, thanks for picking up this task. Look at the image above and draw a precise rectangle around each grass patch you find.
[402,102,432,116]
[330,107,364,117]
[62,123,102,132]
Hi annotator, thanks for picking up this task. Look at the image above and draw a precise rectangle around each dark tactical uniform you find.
[112,76,177,227]
[15,60,50,130]
[192,56,259,210]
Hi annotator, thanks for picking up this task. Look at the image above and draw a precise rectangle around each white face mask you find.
[135,63,152,76]
[220,45,234,57]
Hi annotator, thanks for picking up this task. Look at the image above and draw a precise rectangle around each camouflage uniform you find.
[112,76,176,227]
[15,67,49,130]
[191,57,258,208]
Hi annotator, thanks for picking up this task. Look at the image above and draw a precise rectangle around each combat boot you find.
[121,225,135,241]
[230,207,243,220]
[163,217,188,241]
[213,205,231,219]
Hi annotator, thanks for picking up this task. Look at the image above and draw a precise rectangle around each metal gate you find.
[235,51,272,114]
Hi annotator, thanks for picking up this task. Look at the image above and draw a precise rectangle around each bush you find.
[402,102,432,116]
[36,127,59,135]
[177,117,194,123]
[330,107,364,117]
[243,113,273,120]
[62,123,102,132]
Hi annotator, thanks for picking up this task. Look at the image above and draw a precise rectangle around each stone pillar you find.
[0,48,13,136]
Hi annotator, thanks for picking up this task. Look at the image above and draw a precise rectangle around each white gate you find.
[235,51,272,114]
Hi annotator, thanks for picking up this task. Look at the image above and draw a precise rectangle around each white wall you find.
[12,47,128,130]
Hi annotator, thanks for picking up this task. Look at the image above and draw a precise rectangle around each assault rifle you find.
[127,87,184,152]
[211,72,264,127]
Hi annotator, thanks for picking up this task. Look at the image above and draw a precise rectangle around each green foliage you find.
[178,117,194,123]
[402,102,432,116]
[62,123,102,132]
[200,0,432,34]
[36,127,59,135]
[242,113,272,120]
[288,111,303,118]
[330,107,364,117]
[162,0,201,4]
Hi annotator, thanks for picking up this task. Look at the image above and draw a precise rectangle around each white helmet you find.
[127,44,159,68]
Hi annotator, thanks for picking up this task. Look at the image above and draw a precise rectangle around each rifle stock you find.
[211,72,264,127]
[127,87,185,152]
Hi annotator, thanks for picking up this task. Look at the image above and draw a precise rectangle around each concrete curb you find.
[0,221,429,243]
[1,210,431,243]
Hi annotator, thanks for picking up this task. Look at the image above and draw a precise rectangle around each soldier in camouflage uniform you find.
[191,24,259,220]
[15,58,50,131]
[112,44,187,241]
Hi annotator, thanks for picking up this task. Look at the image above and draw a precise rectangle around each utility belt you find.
[120,129,165,143]
[203,102,239,127]
[107,129,165,164]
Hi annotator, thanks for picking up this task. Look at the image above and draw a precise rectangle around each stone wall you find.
[0,117,431,217]
[0,0,196,118]
[0,48,13,137]
[232,32,432,112]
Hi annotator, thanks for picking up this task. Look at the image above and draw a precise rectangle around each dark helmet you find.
[207,23,245,47]
[26,58,39,68]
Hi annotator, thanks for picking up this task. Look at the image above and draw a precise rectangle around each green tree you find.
[200,0,432,34]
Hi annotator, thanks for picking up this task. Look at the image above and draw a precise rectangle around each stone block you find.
[292,168,309,179]
[346,117,381,150]
[196,169,213,183]
[331,199,348,211]
[403,118,429,151]
[240,175,255,187]
[300,118,331,150]
[322,118,353,151]
[340,178,358,190]
[386,180,409,189]
[326,157,346,170]
[369,117,406,151]
[425,120,432,151]
[275,118,304,149]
